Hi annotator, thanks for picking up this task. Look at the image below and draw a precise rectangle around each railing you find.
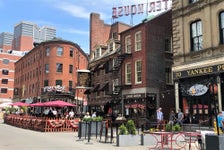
[3,114,80,132]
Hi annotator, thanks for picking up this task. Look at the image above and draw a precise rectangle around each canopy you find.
[11,102,29,107]
[41,100,76,107]
[29,102,45,107]
[29,100,76,107]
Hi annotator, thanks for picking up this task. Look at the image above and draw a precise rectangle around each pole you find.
[213,82,219,135]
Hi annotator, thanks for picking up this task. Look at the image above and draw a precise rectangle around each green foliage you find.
[126,120,137,135]
[92,116,103,122]
[118,119,137,135]
[82,117,93,122]
[118,124,128,135]
[165,123,182,132]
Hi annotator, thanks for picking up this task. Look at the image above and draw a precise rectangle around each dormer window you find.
[95,48,101,58]
[109,42,114,52]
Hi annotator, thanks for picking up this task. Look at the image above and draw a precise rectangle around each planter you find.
[117,134,140,146]
[78,121,103,139]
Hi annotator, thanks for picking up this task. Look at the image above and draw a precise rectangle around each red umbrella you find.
[11,102,29,107]
[29,102,45,107]
[42,100,76,107]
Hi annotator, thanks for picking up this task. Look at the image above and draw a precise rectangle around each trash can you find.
[205,134,224,150]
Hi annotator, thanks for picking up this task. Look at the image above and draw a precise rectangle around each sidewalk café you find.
[3,100,81,132]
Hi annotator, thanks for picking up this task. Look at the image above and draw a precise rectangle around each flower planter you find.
[117,134,140,146]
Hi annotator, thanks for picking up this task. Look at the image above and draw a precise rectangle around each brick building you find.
[172,0,224,125]
[120,10,174,121]
[0,51,25,103]
[87,13,131,116]
[14,38,88,104]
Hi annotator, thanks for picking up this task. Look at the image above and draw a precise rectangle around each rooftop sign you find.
[112,0,172,19]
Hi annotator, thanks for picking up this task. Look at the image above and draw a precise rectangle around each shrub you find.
[92,116,103,122]
[126,120,137,135]
[118,124,128,135]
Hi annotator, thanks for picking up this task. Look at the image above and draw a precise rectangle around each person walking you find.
[156,107,163,130]
[176,108,184,126]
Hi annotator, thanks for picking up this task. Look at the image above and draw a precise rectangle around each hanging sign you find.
[188,84,208,96]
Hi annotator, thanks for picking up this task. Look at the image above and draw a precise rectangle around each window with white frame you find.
[57,47,63,56]
[95,48,101,58]
[125,63,131,84]
[46,47,50,56]
[219,11,224,44]
[125,35,131,53]
[135,31,142,51]
[45,64,49,73]
[190,20,202,51]
[135,60,142,84]
[56,63,63,72]
[113,79,119,94]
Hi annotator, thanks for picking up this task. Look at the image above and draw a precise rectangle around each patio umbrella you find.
[0,102,12,108]
[42,100,76,107]
[29,102,45,107]
[11,102,29,107]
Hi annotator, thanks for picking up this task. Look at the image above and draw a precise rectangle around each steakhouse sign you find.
[112,0,172,19]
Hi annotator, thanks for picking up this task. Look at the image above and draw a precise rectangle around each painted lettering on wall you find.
[112,0,172,18]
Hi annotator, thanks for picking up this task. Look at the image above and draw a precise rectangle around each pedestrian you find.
[92,112,96,118]
[176,108,184,126]
[168,110,176,126]
[217,111,223,132]
[156,107,163,130]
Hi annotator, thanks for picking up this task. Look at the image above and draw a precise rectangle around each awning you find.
[100,82,109,91]
[91,84,100,92]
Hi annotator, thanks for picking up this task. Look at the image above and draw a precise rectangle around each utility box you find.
[205,134,224,150]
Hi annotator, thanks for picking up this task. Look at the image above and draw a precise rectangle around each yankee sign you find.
[112,0,172,18]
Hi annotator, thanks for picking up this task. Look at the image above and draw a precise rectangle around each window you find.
[57,47,63,56]
[125,63,131,84]
[95,48,101,58]
[219,11,224,44]
[125,35,131,53]
[165,37,171,52]
[69,65,73,73]
[112,79,119,94]
[189,0,199,3]
[165,67,172,84]
[135,60,142,84]
[135,31,142,51]
[46,47,50,56]
[109,42,114,52]
[56,63,63,72]
[190,20,202,51]
[70,48,74,57]
[2,79,8,84]
[69,81,73,91]
[1,88,7,93]
[44,80,49,86]
[45,64,49,73]
[2,59,9,64]
[2,69,9,75]
[55,80,62,86]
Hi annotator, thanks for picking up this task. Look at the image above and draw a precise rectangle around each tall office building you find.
[12,21,56,51]
[0,32,13,51]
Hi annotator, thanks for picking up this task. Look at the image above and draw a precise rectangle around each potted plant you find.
[117,120,140,147]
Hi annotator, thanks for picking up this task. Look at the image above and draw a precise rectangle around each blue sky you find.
[0,0,172,54]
